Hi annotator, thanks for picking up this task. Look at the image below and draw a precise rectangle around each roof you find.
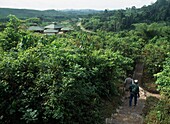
[44,23,63,29]
[61,27,74,31]
[28,26,44,31]
[44,29,59,33]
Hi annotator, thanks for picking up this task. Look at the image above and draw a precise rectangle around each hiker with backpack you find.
[129,79,140,107]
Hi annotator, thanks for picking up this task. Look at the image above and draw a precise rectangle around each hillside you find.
[81,0,170,32]
[0,0,169,123]
[0,8,100,22]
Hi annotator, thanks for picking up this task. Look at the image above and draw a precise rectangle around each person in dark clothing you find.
[129,79,140,107]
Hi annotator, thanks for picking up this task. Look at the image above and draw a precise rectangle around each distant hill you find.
[0,8,100,22]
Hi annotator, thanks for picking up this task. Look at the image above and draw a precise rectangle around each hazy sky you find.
[1,0,157,10]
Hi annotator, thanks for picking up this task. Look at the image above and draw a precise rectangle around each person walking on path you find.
[124,74,134,99]
[129,79,140,107]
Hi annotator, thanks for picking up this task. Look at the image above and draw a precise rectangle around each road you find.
[77,22,96,34]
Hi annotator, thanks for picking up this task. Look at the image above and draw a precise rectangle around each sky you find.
[0,0,157,10]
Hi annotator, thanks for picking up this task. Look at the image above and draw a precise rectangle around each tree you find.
[0,15,22,51]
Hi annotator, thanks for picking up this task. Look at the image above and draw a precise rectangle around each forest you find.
[82,0,170,32]
[0,8,100,24]
[0,0,169,123]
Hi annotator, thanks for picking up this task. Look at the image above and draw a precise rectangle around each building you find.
[60,27,73,33]
[44,22,62,31]
[44,22,63,35]
[44,29,59,35]
[28,22,73,35]
[28,24,44,33]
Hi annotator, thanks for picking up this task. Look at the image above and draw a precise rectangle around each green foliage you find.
[155,53,170,97]
[0,44,131,123]
[142,39,170,75]
[0,15,22,51]
[143,96,159,117]
[144,53,170,124]
[82,0,170,32]
[0,9,169,123]
[139,23,170,76]
[0,8,100,24]
[0,16,133,123]
[144,100,170,124]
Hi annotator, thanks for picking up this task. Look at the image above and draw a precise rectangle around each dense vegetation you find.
[0,8,100,23]
[0,0,169,123]
[144,55,170,124]
[82,0,170,32]
[0,15,133,124]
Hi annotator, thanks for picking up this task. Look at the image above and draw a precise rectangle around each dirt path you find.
[105,87,160,124]
[105,63,161,124]
[77,22,96,34]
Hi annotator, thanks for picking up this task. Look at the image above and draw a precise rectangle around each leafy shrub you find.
[0,37,132,123]
[144,100,170,124]
[144,54,170,124]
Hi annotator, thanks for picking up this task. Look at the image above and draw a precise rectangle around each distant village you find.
[28,22,73,35]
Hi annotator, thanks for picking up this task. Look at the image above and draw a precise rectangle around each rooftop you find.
[44,29,59,33]
[44,23,63,29]
[28,26,44,31]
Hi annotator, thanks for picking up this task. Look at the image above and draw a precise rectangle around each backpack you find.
[131,83,138,94]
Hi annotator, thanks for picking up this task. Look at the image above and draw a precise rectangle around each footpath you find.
[77,22,96,34]
[105,63,160,124]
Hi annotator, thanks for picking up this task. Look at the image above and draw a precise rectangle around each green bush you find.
[145,54,170,124]
[0,18,133,123]
[144,100,170,124]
